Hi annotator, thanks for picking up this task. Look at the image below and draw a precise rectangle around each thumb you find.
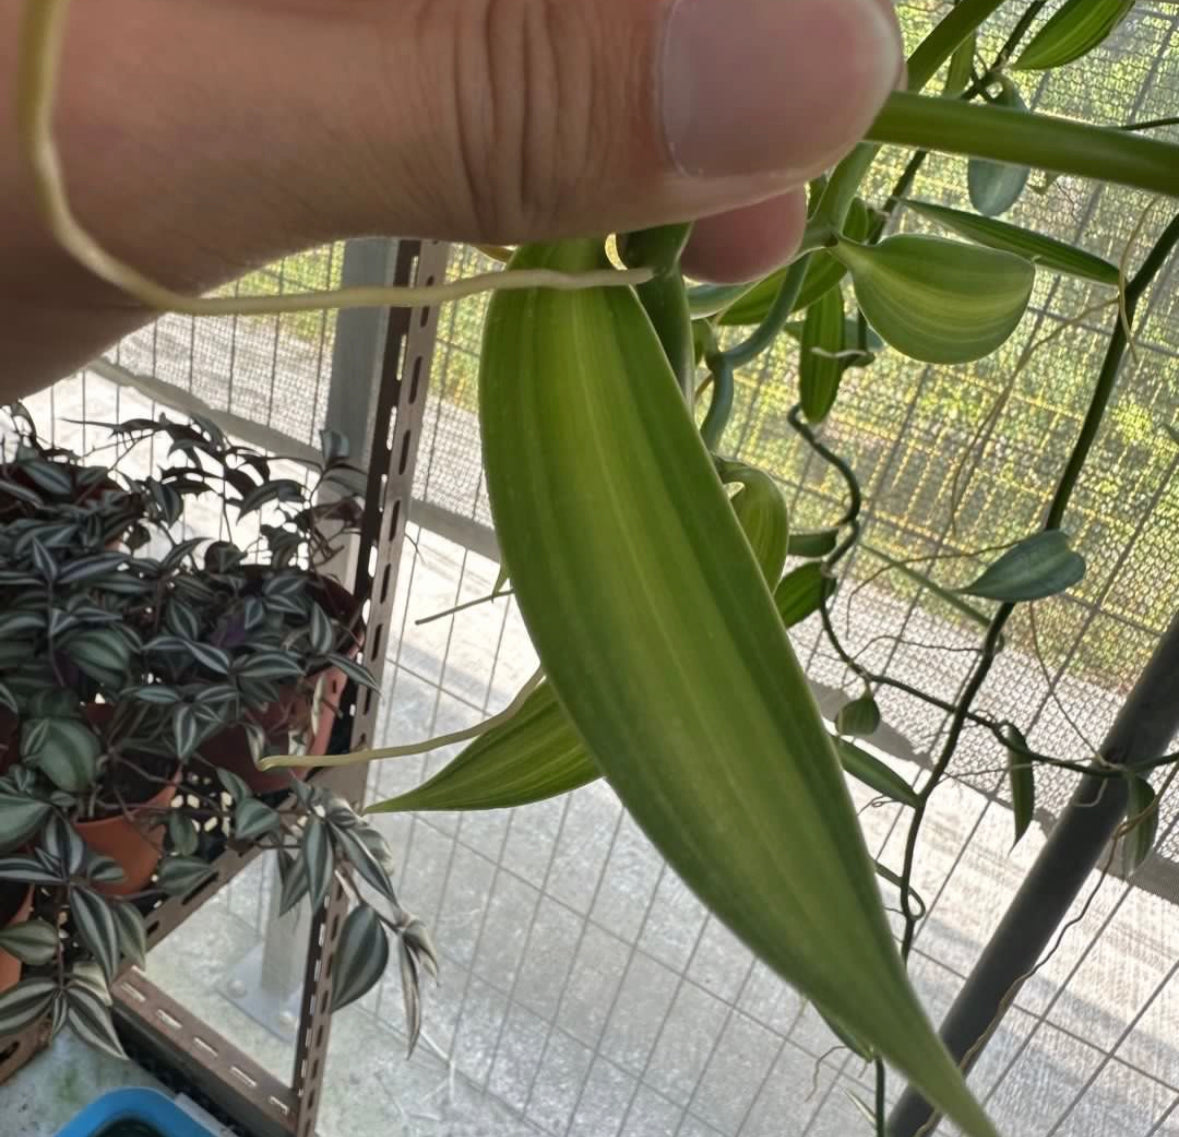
[345,0,904,244]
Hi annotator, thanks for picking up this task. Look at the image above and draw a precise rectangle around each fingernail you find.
[660,0,903,179]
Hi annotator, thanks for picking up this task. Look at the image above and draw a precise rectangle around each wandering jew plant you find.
[0,409,433,1059]
[12,0,1179,1132]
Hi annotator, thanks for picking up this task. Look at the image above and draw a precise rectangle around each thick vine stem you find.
[867,95,1179,201]
[621,225,696,401]
[700,352,735,452]
[16,0,651,316]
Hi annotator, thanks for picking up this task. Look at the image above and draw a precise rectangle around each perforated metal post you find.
[292,239,451,1137]
[235,238,402,1036]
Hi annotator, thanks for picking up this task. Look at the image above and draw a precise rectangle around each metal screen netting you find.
[107,246,344,449]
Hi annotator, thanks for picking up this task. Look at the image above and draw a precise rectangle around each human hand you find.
[0,0,902,393]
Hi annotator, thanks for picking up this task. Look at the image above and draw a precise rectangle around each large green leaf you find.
[0,854,63,885]
[302,817,333,913]
[960,530,1085,602]
[43,814,85,877]
[835,236,1034,364]
[277,851,309,916]
[234,798,280,842]
[0,795,52,853]
[368,452,790,817]
[66,982,126,1060]
[167,812,199,857]
[111,901,147,969]
[478,240,998,1137]
[156,856,216,898]
[331,824,397,903]
[967,78,1030,218]
[69,960,111,1006]
[65,628,132,685]
[368,682,595,814]
[172,705,204,762]
[1015,0,1134,70]
[799,285,846,424]
[374,681,918,816]
[0,611,47,638]
[905,201,1120,286]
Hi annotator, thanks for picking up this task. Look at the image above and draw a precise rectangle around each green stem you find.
[898,610,1012,961]
[700,353,734,453]
[866,94,1179,199]
[875,1058,887,1137]
[722,255,811,369]
[786,405,861,561]
[1120,116,1179,134]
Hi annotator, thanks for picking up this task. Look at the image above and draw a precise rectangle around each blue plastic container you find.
[56,1089,215,1137]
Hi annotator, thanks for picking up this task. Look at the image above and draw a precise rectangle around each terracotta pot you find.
[0,884,32,993]
[201,577,361,794]
[201,661,348,795]
[77,775,178,896]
